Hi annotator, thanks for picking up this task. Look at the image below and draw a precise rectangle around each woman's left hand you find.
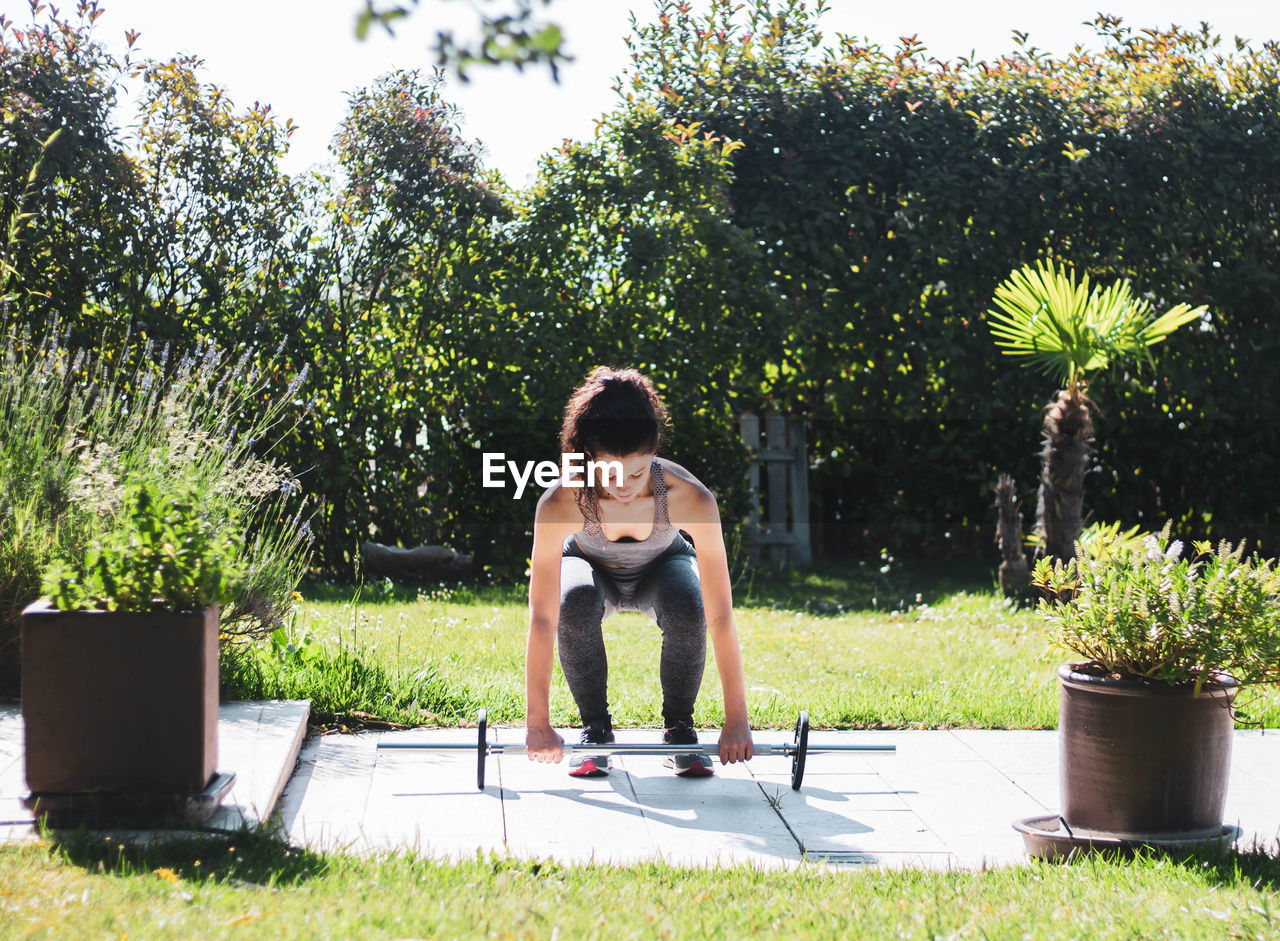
[718,719,754,764]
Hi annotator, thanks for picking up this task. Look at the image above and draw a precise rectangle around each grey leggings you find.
[558,542,707,728]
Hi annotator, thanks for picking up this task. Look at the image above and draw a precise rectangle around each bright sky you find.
[4,0,1278,185]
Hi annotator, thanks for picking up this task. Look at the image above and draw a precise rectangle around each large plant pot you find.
[1058,664,1237,837]
[21,600,219,797]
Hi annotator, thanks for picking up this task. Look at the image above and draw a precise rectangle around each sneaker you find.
[663,719,714,777]
[569,717,614,777]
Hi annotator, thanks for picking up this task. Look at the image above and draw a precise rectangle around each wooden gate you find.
[739,412,811,567]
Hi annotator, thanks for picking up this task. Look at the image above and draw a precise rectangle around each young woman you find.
[523,366,753,777]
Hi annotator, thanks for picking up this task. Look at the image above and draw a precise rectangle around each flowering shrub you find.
[1032,523,1280,690]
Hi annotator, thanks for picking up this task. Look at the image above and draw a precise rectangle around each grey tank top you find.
[567,462,680,568]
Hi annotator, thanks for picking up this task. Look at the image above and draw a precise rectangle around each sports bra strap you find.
[652,462,671,532]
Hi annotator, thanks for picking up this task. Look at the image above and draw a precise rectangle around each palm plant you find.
[988,259,1205,562]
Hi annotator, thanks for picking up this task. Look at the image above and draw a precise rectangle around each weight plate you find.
[477,708,488,792]
[791,710,809,791]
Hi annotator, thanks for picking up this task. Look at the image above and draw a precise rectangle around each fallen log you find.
[361,541,474,576]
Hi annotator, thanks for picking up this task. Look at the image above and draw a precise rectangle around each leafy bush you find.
[0,326,76,636]
[272,70,506,573]
[42,480,246,612]
[1032,523,1280,689]
[628,0,1280,560]
[485,104,765,556]
[1072,521,1148,557]
[10,0,1280,578]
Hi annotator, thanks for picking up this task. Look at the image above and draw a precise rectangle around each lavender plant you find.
[1032,522,1280,691]
[67,334,316,635]
[0,317,314,676]
[0,322,86,638]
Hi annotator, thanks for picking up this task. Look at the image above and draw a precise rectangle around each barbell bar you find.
[376,710,895,792]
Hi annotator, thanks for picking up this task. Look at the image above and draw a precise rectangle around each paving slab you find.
[1005,771,1059,811]
[622,753,800,868]
[275,724,1280,870]
[0,707,28,842]
[211,700,311,830]
[0,707,21,772]
[1223,732,1280,849]
[950,729,1058,774]
[365,729,507,858]
[278,732,379,852]
[489,728,654,865]
[1232,731,1280,778]
[816,728,982,764]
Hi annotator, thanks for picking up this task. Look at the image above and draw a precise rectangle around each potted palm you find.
[21,479,244,825]
[1015,524,1280,857]
[986,259,1205,565]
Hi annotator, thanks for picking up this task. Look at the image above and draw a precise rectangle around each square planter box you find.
[21,600,219,797]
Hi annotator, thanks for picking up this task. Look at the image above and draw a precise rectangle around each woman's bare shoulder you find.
[535,481,584,528]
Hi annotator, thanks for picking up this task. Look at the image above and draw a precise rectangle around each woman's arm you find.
[525,487,576,762]
[677,475,754,764]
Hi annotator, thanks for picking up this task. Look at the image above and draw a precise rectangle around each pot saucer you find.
[1013,814,1241,860]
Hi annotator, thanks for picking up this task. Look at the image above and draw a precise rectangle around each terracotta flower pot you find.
[21,600,219,797]
[1058,664,1237,837]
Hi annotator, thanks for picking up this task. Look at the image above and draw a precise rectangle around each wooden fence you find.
[739,412,811,567]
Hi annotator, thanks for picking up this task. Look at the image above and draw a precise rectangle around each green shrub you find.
[11,0,1280,575]
[1032,522,1280,689]
[0,327,77,632]
[42,479,246,612]
[628,0,1280,560]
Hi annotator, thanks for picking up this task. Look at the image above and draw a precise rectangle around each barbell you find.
[376,710,895,791]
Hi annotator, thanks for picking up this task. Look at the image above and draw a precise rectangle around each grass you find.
[2,828,1280,939]
[221,638,477,730]
[229,561,1280,731]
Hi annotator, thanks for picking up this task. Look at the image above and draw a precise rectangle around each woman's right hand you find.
[526,724,565,763]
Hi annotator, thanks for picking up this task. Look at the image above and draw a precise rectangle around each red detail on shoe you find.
[569,758,608,777]
[676,757,714,778]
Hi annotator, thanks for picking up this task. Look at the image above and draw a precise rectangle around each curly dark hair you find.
[558,366,670,525]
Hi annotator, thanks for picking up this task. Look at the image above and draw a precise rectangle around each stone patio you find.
[2,702,1276,869]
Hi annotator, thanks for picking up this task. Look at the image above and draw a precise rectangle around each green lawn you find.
[2,828,1279,940]
[228,561,1280,731]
